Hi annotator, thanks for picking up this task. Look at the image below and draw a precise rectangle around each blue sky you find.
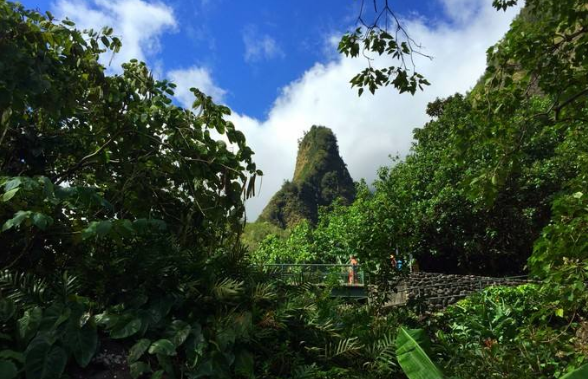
[22,0,449,119]
[20,0,520,219]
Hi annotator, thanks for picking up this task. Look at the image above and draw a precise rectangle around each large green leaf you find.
[561,364,588,379]
[1,187,19,202]
[0,360,18,379]
[0,299,15,322]
[0,350,24,363]
[2,211,31,232]
[128,339,151,363]
[39,303,70,332]
[24,338,67,379]
[110,318,141,339]
[31,213,53,230]
[234,350,254,379]
[18,307,42,344]
[130,361,151,379]
[396,327,444,379]
[148,339,176,356]
[81,220,112,240]
[165,320,191,347]
[63,320,98,367]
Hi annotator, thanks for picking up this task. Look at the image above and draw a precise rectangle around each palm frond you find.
[212,277,243,300]
[321,337,362,360]
[290,363,319,379]
[0,270,48,306]
[48,271,81,301]
[252,282,277,303]
[369,332,397,370]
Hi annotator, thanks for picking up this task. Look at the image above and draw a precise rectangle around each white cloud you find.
[243,25,285,63]
[441,0,482,24]
[227,0,520,221]
[168,66,227,106]
[52,0,177,70]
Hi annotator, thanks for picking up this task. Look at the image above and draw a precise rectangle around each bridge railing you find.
[260,264,365,286]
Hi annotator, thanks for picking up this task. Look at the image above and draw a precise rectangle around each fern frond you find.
[212,277,243,300]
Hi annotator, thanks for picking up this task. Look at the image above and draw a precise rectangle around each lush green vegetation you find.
[1,0,588,378]
[257,126,355,229]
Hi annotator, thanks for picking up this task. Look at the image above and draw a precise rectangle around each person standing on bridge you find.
[390,254,397,270]
[349,255,358,284]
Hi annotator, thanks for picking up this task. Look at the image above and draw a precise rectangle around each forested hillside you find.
[259,126,355,228]
[1,0,587,378]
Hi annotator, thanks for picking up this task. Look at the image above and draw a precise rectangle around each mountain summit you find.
[259,126,355,228]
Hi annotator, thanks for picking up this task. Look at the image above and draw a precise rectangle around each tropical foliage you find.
[2,0,588,378]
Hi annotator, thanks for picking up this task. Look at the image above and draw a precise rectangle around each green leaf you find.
[63,321,98,367]
[39,303,70,331]
[2,211,32,232]
[18,307,42,344]
[151,370,164,379]
[0,299,15,322]
[0,360,18,379]
[234,351,254,378]
[396,327,444,379]
[155,354,175,376]
[130,361,151,379]
[31,213,53,230]
[1,108,12,125]
[561,364,588,379]
[128,339,151,363]
[25,338,67,379]
[146,297,173,324]
[165,320,191,347]
[82,220,112,240]
[555,308,564,318]
[148,339,176,356]
[3,178,21,192]
[110,318,141,339]
[1,188,19,202]
[0,350,24,363]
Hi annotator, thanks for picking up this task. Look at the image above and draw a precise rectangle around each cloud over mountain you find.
[225,0,520,220]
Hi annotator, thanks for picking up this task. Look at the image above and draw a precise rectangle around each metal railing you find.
[260,264,366,286]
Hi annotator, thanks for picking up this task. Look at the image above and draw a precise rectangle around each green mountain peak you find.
[258,125,355,228]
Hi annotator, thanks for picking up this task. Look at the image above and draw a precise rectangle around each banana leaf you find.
[396,327,444,379]
[561,364,588,379]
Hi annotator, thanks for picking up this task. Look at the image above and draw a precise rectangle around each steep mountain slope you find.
[258,126,355,228]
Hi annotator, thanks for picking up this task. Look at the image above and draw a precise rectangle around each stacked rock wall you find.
[388,272,527,311]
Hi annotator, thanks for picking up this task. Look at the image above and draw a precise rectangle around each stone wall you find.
[387,272,527,311]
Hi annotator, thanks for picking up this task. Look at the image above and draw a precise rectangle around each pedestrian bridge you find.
[260,264,368,299]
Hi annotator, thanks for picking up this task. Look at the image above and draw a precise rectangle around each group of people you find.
[347,252,419,284]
